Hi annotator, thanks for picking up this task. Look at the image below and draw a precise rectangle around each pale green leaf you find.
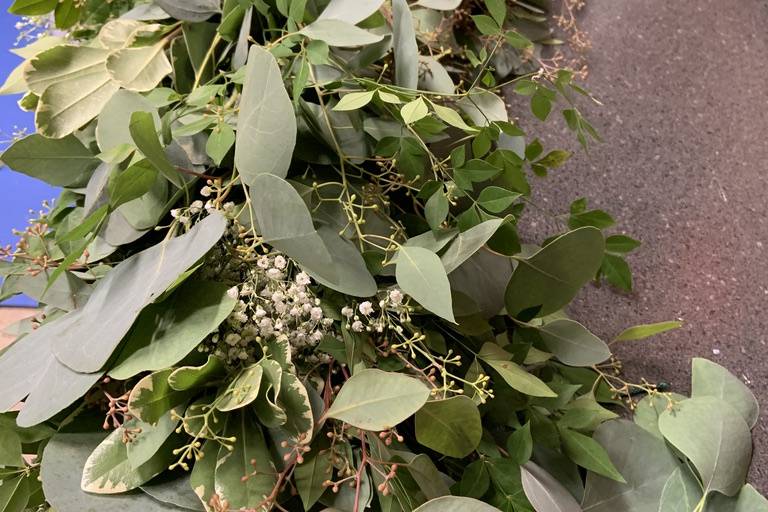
[457,89,508,126]
[432,103,477,131]
[96,89,160,152]
[126,410,180,469]
[130,110,185,188]
[418,56,454,94]
[106,42,172,92]
[520,461,582,512]
[414,496,502,512]
[613,321,682,342]
[317,0,384,25]
[707,484,768,512]
[392,0,418,89]
[658,396,751,496]
[395,245,456,322]
[168,355,226,391]
[691,358,759,428]
[0,474,29,512]
[205,122,235,165]
[334,90,376,111]
[536,319,610,367]
[128,369,195,424]
[657,467,702,512]
[154,0,220,22]
[478,342,555,397]
[441,218,504,273]
[216,364,264,412]
[325,368,430,431]
[400,97,429,124]
[300,19,384,47]
[236,45,296,183]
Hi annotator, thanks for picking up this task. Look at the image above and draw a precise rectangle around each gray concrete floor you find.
[512,0,768,491]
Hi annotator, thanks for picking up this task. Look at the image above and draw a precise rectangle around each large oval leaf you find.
[106,42,172,92]
[317,0,384,25]
[536,319,610,367]
[396,245,455,323]
[1,134,99,186]
[109,280,237,380]
[505,227,604,318]
[42,433,180,511]
[691,358,759,428]
[658,397,751,496]
[235,45,296,183]
[299,19,384,47]
[154,0,220,21]
[441,219,504,273]
[392,0,418,89]
[415,396,482,458]
[52,212,227,373]
[520,461,582,512]
[325,369,430,431]
[414,496,502,512]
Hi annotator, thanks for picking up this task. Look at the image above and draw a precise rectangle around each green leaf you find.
[601,254,633,291]
[520,462,582,512]
[419,56,455,94]
[27,45,119,138]
[189,440,217,508]
[128,369,195,424]
[141,474,205,511]
[392,0,418,89]
[9,0,57,15]
[707,484,768,512]
[1,134,99,186]
[0,429,23,467]
[50,213,226,374]
[299,19,384,47]
[81,426,171,493]
[334,90,376,111]
[395,245,456,322]
[659,397,751,496]
[325,368,431,431]
[613,320,682,342]
[401,97,429,124]
[459,460,490,499]
[168,355,226,391]
[472,15,500,36]
[205,122,235,165]
[106,42,172,92]
[126,411,180,469]
[582,420,695,511]
[154,0,220,22]
[536,150,571,169]
[506,422,533,465]
[485,0,506,25]
[214,412,276,509]
[658,467,703,512]
[432,103,476,131]
[235,46,296,183]
[505,227,605,317]
[605,234,641,254]
[414,496,502,512]
[691,358,759,428]
[42,433,180,512]
[458,89,508,125]
[216,364,264,412]
[294,447,332,509]
[536,319,611,367]
[108,160,158,209]
[317,0,385,25]
[479,343,555,397]
[560,427,625,482]
[109,280,236,380]
[97,90,160,152]
[425,190,449,230]
[0,474,29,512]
[415,396,482,457]
[477,186,520,213]
[441,218,504,273]
[569,209,615,230]
[531,89,552,121]
[129,110,184,188]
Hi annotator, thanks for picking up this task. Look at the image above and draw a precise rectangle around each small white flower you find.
[351,320,364,332]
[189,200,203,214]
[274,255,287,269]
[257,256,270,268]
[170,208,181,218]
[226,286,239,300]
[358,301,374,315]
[225,333,241,346]
[389,289,403,305]
[310,306,323,321]
[295,272,311,286]
[341,306,354,318]
[266,268,282,279]
[200,186,212,197]
[178,215,190,225]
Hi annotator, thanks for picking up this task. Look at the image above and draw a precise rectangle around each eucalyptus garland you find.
[0,1,765,512]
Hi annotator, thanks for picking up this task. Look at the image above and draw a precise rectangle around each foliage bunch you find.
[0,1,765,512]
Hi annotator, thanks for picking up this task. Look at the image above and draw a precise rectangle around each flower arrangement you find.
[0,1,765,511]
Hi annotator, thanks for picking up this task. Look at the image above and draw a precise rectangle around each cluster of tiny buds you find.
[279,434,311,464]
[378,429,404,446]
[376,464,399,496]
[102,389,132,431]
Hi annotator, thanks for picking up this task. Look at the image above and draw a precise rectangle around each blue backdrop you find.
[0,9,59,306]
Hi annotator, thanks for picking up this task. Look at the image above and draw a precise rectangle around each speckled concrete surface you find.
[510,0,768,490]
